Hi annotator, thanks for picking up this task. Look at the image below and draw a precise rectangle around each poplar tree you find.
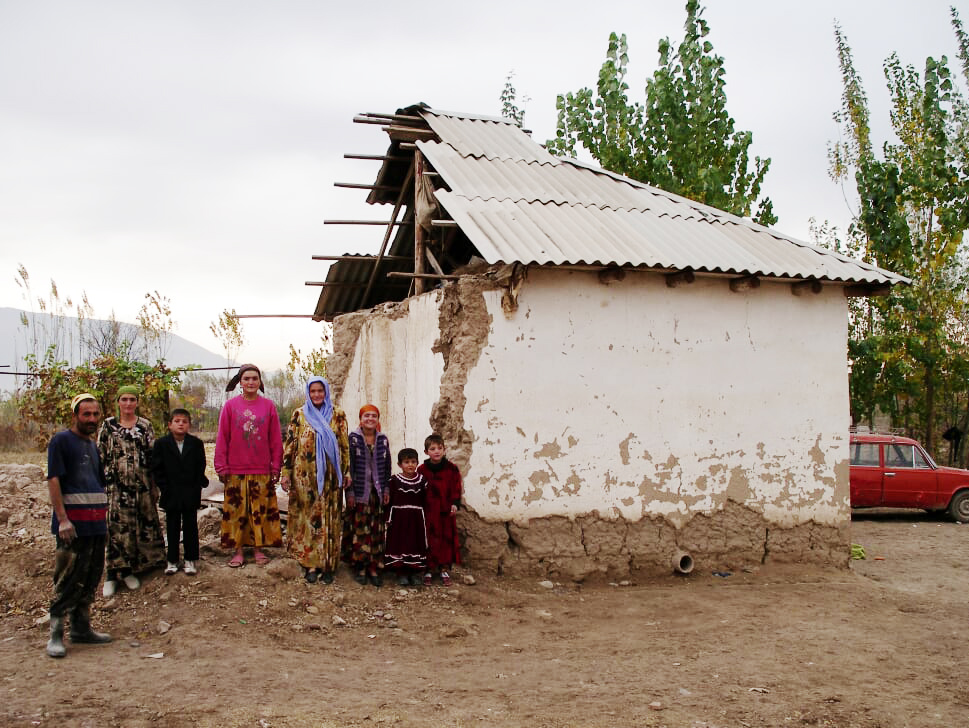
[828,9,969,455]
[547,0,775,226]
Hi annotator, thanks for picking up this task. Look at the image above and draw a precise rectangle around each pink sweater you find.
[214,395,283,476]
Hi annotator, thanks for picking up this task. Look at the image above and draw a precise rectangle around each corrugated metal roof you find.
[434,194,895,283]
[414,108,907,286]
[312,253,413,321]
[421,109,560,165]
[314,105,908,320]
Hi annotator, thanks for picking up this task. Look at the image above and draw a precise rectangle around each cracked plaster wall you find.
[335,295,446,452]
[332,267,852,578]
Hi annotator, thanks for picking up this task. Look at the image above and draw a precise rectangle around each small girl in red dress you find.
[384,448,428,586]
[417,434,463,587]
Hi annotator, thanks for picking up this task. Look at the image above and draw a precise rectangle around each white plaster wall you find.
[338,294,444,454]
[462,268,850,527]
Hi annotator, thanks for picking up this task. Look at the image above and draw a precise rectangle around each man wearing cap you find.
[44,393,112,658]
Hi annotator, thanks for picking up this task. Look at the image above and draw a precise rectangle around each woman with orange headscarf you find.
[342,404,391,586]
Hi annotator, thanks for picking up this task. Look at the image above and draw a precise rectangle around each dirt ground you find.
[1,461,967,728]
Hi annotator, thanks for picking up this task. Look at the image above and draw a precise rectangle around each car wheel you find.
[947,491,969,523]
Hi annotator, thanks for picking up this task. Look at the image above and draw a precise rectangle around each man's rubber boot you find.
[69,606,112,644]
[46,616,66,658]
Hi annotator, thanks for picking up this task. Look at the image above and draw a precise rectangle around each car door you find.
[881,443,938,508]
[850,441,883,507]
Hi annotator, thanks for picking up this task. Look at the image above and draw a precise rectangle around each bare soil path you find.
[1,463,967,727]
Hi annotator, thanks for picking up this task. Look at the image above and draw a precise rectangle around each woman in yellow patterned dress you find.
[280,377,350,584]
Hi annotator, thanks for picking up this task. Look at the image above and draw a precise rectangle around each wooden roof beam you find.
[354,114,425,126]
[323,220,404,226]
[791,279,823,296]
[387,272,461,281]
[312,255,411,262]
[357,111,424,122]
[844,284,892,297]
[729,275,761,293]
[362,162,416,306]
[665,270,695,288]
[344,154,411,162]
[386,126,436,143]
[334,182,401,191]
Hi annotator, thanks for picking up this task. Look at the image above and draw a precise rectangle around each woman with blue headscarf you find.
[280,377,350,584]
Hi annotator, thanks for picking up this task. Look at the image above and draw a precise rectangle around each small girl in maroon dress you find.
[383,448,429,586]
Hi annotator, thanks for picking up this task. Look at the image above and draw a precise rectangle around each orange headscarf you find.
[359,404,381,431]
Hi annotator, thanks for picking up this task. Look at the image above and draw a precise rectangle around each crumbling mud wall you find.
[329,270,501,475]
[332,266,853,578]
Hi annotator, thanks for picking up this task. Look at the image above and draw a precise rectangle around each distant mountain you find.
[1,307,230,388]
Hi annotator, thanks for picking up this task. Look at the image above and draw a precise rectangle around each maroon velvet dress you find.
[383,473,428,570]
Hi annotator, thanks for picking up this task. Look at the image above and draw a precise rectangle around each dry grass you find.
[0,450,45,467]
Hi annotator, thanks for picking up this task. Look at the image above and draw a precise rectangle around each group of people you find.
[44,363,464,658]
[44,390,207,658]
[221,364,463,589]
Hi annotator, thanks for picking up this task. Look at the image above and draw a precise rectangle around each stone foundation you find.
[458,499,849,581]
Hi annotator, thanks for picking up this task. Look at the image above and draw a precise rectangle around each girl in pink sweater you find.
[215,364,283,567]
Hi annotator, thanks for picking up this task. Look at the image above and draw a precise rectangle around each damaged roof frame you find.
[311,104,909,322]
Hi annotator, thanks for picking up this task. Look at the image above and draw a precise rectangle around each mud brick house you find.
[311,104,907,580]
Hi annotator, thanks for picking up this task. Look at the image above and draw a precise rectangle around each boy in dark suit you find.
[151,409,208,575]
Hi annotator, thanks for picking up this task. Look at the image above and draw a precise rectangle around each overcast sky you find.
[0,1,963,370]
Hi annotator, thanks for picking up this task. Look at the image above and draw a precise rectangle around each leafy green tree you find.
[499,71,528,128]
[547,0,775,225]
[828,11,969,455]
[10,267,192,446]
[209,308,245,372]
[136,290,175,362]
[286,342,328,381]
[18,348,184,447]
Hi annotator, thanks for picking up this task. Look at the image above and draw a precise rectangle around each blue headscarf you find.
[302,377,342,495]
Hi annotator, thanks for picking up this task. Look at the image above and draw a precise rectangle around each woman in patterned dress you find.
[214,364,284,568]
[97,385,166,597]
[280,377,349,584]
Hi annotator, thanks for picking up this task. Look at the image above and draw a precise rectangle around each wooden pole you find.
[414,152,426,295]
[305,281,366,287]
[334,183,401,191]
[312,255,411,262]
[344,154,410,162]
[323,220,404,226]
[362,163,415,306]
[358,112,424,123]
[387,272,461,281]
[424,247,445,277]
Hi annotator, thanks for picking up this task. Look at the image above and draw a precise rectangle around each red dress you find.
[418,459,463,570]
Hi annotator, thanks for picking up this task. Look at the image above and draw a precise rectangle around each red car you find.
[849,432,969,522]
